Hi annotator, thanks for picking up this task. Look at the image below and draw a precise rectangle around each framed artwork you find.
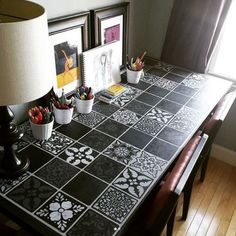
[91,2,129,67]
[48,12,90,96]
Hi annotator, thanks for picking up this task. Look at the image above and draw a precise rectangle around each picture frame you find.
[48,12,90,96]
[91,2,129,68]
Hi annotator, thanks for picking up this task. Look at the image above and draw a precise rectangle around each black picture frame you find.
[48,12,90,96]
[91,2,129,68]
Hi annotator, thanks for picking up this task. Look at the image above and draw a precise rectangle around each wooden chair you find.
[199,91,236,182]
[125,133,208,236]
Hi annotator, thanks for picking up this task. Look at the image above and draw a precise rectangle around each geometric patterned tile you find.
[130,151,168,178]
[7,176,56,212]
[140,72,160,84]
[93,187,137,223]
[155,78,178,90]
[133,117,164,136]
[35,158,79,188]
[59,142,99,169]
[67,210,119,236]
[111,109,141,126]
[0,172,30,194]
[34,131,74,155]
[113,168,152,198]
[145,108,173,124]
[85,155,125,183]
[103,140,141,165]
[74,111,106,128]
[35,192,86,232]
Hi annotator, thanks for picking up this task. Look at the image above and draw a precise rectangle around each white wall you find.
[30,0,124,19]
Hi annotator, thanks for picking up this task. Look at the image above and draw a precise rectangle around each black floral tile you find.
[140,72,160,84]
[156,99,182,114]
[18,121,35,143]
[35,158,78,188]
[133,117,164,136]
[153,61,174,72]
[93,187,137,223]
[145,108,173,124]
[59,142,99,169]
[157,126,189,146]
[165,92,190,105]
[136,92,162,106]
[127,80,150,90]
[113,168,152,198]
[155,78,178,91]
[56,120,91,140]
[145,138,178,161]
[85,155,125,183]
[163,73,185,83]
[174,84,197,97]
[0,172,30,194]
[146,85,170,97]
[111,109,141,126]
[130,151,167,178]
[35,131,74,155]
[74,111,106,128]
[103,140,141,165]
[35,192,86,232]
[147,68,167,77]
[96,118,128,138]
[18,145,54,173]
[62,171,107,205]
[7,176,56,212]
[67,210,119,236]
[79,130,115,152]
[171,67,191,77]
[124,100,152,116]
[92,102,120,116]
[120,128,152,149]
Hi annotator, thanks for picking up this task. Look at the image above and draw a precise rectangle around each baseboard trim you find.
[211,144,236,167]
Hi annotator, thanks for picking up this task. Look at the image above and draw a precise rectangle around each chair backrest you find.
[145,133,208,235]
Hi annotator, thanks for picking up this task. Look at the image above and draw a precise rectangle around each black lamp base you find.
[0,106,30,179]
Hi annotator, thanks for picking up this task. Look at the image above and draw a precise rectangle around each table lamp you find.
[0,0,55,178]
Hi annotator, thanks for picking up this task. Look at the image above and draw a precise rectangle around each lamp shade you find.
[0,0,55,105]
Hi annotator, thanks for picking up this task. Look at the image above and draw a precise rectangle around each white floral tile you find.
[93,187,137,223]
[145,108,173,124]
[74,111,106,128]
[177,106,203,122]
[181,78,204,89]
[103,140,141,165]
[155,78,178,90]
[35,192,86,232]
[113,168,152,198]
[111,109,140,126]
[140,72,160,84]
[130,151,168,178]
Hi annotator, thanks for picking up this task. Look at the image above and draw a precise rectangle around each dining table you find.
[0,60,233,236]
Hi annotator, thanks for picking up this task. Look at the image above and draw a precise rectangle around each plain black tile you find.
[174,85,197,97]
[93,102,120,116]
[63,171,107,205]
[156,99,182,114]
[186,98,209,112]
[157,126,189,146]
[165,92,190,105]
[145,138,178,161]
[127,80,150,90]
[171,67,192,77]
[147,68,167,77]
[85,155,125,183]
[79,130,115,152]
[124,100,152,115]
[146,86,170,97]
[163,73,185,83]
[18,145,53,173]
[136,92,162,106]
[96,118,128,138]
[56,120,91,140]
[120,128,152,149]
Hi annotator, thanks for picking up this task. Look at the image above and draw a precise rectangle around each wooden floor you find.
[171,157,236,236]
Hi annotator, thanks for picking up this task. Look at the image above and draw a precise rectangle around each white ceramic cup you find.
[127,68,143,84]
[52,104,74,124]
[75,97,94,114]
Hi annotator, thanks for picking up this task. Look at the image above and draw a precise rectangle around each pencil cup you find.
[52,104,74,124]
[75,97,94,114]
[127,68,143,84]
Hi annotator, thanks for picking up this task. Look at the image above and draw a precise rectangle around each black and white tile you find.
[145,108,173,124]
[93,187,137,223]
[140,72,160,84]
[111,109,140,126]
[35,192,86,232]
[155,78,178,91]
[18,121,35,143]
[177,106,203,122]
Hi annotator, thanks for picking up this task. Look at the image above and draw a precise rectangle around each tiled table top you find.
[0,61,232,236]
